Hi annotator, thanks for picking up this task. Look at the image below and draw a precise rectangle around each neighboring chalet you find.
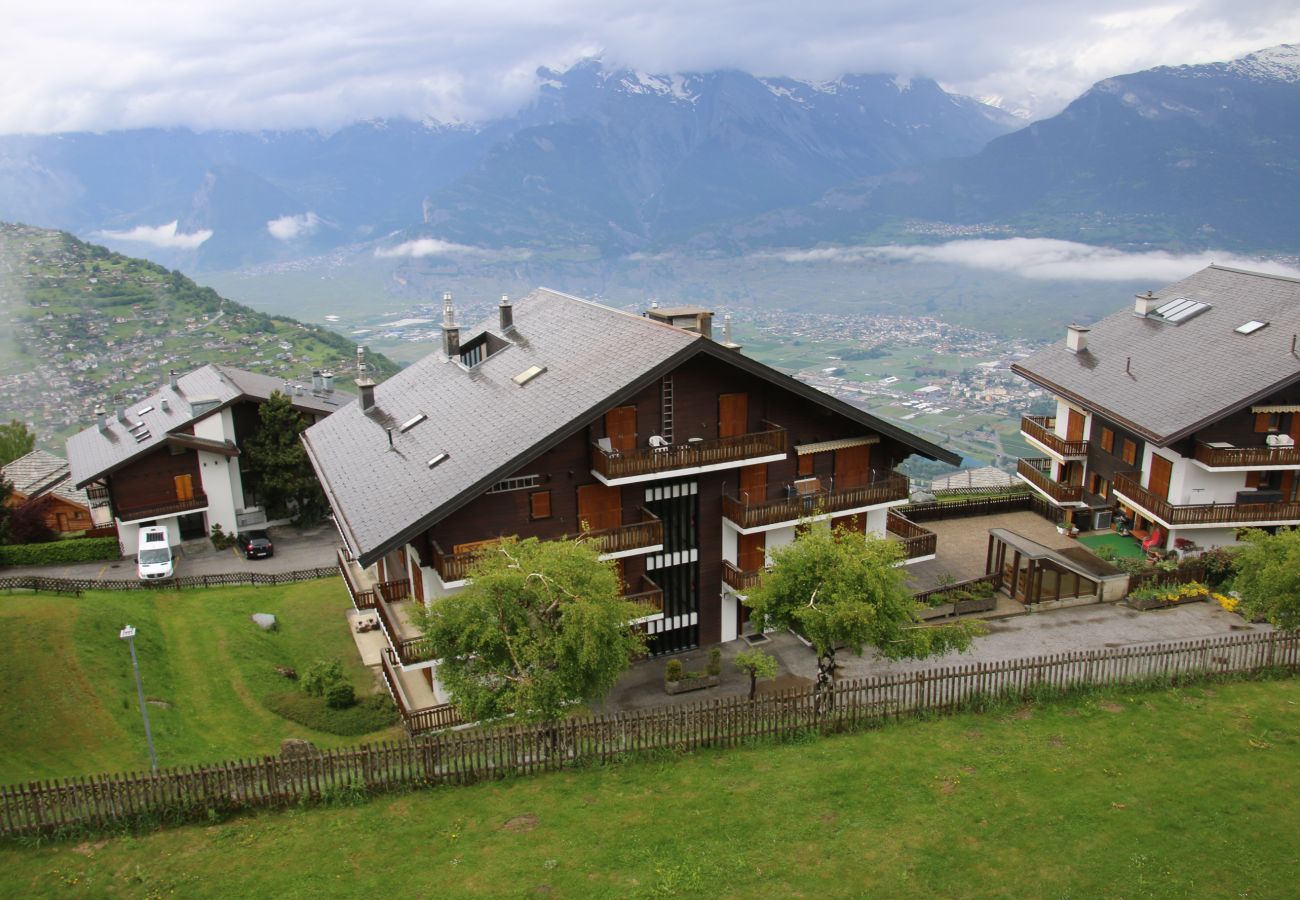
[305,289,958,655]
[1,449,100,533]
[1012,265,1300,552]
[67,365,351,554]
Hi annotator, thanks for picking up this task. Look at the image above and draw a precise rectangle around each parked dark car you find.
[237,530,274,559]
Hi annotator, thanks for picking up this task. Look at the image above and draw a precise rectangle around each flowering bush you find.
[1213,592,1240,613]
[1127,580,1210,606]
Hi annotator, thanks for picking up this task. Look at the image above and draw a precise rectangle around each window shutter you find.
[530,490,552,520]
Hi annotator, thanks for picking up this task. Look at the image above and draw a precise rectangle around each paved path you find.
[1,524,342,580]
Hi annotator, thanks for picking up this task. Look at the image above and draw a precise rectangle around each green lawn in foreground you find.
[0,580,402,782]
[3,678,1297,898]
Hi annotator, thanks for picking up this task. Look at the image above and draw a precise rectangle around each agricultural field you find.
[1,678,1297,897]
[0,580,402,783]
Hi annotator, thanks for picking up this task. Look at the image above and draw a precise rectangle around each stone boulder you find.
[251,613,277,631]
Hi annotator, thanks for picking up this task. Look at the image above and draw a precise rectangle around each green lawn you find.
[0,580,402,782]
[1079,531,1147,560]
[2,678,1297,897]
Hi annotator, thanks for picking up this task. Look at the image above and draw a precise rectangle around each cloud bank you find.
[267,211,323,241]
[1,1,1296,134]
[374,238,531,261]
[95,221,213,249]
[758,238,1300,281]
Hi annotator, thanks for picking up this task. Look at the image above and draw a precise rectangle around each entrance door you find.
[738,463,766,505]
[577,483,622,532]
[1147,454,1173,500]
[719,393,748,438]
[834,444,871,489]
[605,406,638,452]
[1061,461,1083,486]
[1066,408,1085,442]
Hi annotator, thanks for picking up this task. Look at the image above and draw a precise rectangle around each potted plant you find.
[664,654,721,695]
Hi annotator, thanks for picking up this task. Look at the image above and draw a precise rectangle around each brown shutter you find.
[798,453,814,477]
[834,444,871,488]
[605,406,638,451]
[1066,409,1085,442]
[530,490,552,520]
[737,532,766,572]
[739,464,767,504]
[1245,471,1262,488]
[577,483,622,532]
[173,474,194,500]
[1147,455,1172,499]
[718,393,748,438]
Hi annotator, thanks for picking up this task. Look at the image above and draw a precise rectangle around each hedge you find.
[0,536,121,566]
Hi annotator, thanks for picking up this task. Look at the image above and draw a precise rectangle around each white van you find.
[137,526,174,580]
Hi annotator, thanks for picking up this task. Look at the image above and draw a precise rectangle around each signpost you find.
[119,625,158,773]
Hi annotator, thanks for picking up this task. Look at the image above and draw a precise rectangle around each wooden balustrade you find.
[115,493,209,522]
[624,574,664,615]
[591,425,787,481]
[1114,472,1300,525]
[1016,457,1082,503]
[1193,441,1300,468]
[376,578,410,604]
[337,548,377,609]
[886,511,938,559]
[722,560,766,593]
[1020,416,1088,457]
[432,509,664,583]
[722,473,909,529]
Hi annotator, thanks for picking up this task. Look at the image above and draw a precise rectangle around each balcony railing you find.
[722,560,766,593]
[591,424,787,481]
[337,548,377,609]
[625,574,664,616]
[1020,416,1088,458]
[1114,472,1300,526]
[1016,458,1082,504]
[432,508,664,583]
[115,493,209,522]
[721,473,909,529]
[1193,441,1300,468]
[886,511,938,560]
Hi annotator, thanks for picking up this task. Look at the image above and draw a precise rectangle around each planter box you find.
[665,674,720,695]
[954,595,997,615]
[918,603,955,620]
[1126,592,1208,611]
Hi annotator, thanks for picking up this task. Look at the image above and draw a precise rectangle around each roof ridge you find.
[534,286,705,336]
[1207,263,1300,285]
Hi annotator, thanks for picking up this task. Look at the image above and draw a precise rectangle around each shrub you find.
[1198,546,1241,587]
[263,691,398,735]
[706,647,722,676]
[325,681,356,709]
[0,536,119,566]
[301,658,345,697]
[210,524,237,551]
[665,659,684,683]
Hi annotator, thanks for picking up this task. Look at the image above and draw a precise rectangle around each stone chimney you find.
[160,398,170,413]
[1065,324,1090,354]
[355,346,375,412]
[312,369,323,391]
[499,294,514,332]
[322,371,334,393]
[441,291,460,359]
[1134,290,1161,317]
[95,406,107,432]
[168,370,179,391]
[721,313,743,351]
[115,403,129,424]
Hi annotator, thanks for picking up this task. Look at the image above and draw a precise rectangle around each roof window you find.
[1149,297,1210,324]
[427,452,449,470]
[1235,320,1268,335]
[512,365,547,386]
[399,413,427,433]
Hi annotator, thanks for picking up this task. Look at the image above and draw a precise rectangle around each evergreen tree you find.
[244,392,327,524]
[0,420,35,467]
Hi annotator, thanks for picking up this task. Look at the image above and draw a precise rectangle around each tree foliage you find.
[8,496,57,545]
[734,649,778,699]
[0,478,11,545]
[1233,528,1300,632]
[0,420,35,467]
[743,526,981,696]
[420,537,648,723]
[244,392,328,524]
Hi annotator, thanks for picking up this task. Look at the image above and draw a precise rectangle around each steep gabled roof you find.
[1,449,91,510]
[303,288,959,566]
[66,364,352,488]
[1012,265,1300,445]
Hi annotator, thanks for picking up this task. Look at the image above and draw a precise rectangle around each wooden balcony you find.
[722,560,765,593]
[1016,457,1082,504]
[1114,472,1300,526]
[721,473,909,529]
[115,493,209,522]
[591,424,787,482]
[1193,441,1300,468]
[625,574,664,616]
[1020,416,1088,458]
[886,511,938,560]
[432,508,664,583]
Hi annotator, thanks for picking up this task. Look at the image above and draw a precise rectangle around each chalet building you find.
[306,289,958,656]
[1,449,100,533]
[1011,264,1300,552]
[67,365,350,554]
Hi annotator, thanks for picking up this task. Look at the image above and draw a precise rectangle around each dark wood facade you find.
[107,445,205,522]
[411,352,918,648]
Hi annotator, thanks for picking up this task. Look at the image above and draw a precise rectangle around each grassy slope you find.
[3,679,1298,897]
[0,580,402,782]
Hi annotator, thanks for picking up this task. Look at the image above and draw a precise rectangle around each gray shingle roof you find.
[304,288,960,566]
[0,450,91,509]
[66,364,352,488]
[1012,265,1300,445]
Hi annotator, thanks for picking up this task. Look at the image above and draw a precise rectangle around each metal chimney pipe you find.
[499,294,513,332]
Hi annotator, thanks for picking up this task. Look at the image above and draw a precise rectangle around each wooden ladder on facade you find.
[661,375,674,444]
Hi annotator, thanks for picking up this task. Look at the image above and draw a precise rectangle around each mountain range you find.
[1,47,1297,267]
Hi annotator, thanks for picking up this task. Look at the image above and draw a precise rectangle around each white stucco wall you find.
[1150,446,1250,506]
[117,516,182,555]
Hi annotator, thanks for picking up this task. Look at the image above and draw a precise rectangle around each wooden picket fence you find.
[0,567,340,596]
[1,629,1295,838]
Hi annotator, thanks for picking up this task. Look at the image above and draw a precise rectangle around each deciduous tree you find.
[734,649,777,700]
[0,420,35,466]
[420,537,648,723]
[1233,527,1300,632]
[743,525,981,708]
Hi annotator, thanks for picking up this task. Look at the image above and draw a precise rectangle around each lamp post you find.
[119,625,158,773]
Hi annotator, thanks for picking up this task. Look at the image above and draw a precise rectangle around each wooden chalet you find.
[306,289,959,660]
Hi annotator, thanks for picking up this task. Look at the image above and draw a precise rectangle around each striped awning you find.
[1251,405,1300,414]
[795,435,879,455]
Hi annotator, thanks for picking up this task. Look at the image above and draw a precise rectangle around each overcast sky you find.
[2,1,1296,134]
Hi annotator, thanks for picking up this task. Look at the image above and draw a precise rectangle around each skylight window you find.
[1235,320,1268,335]
[427,452,449,469]
[399,413,427,433]
[1150,297,1210,324]
[512,365,547,386]
[136,405,154,415]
